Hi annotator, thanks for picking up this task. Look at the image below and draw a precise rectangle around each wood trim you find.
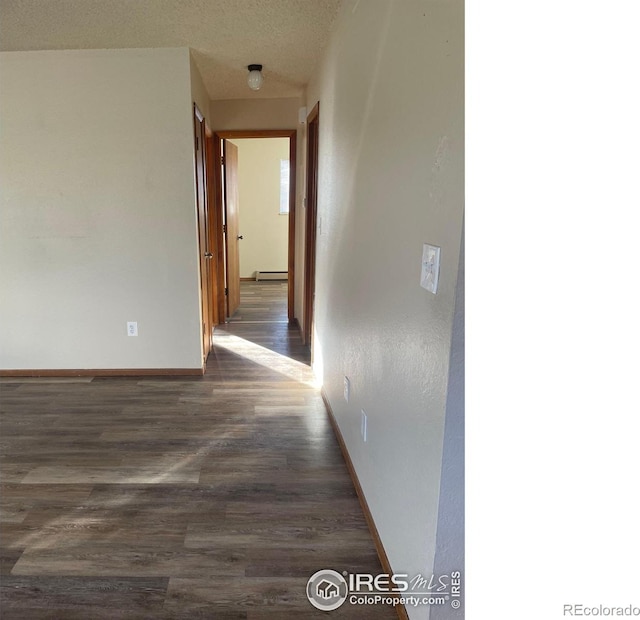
[1,368,205,377]
[213,133,227,323]
[240,277,255,282]
[287,131,297,322]
[193,103,212,362]
[321,388,409,620]
[213,130,297,324]
[215,129,296,140]
[303,103,320,347]
[204,122,220,327]
[222,140,241,317]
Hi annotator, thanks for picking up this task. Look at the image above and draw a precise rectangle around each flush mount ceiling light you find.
[247,64,263,91]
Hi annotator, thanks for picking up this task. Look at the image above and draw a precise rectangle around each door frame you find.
[213,130,297,323]
[193,104,213,364]
[303,103,320,347]
[204,123,219,327]
[222,140,241,318]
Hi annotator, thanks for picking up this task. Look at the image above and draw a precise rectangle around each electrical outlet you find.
[361,409,367,442]
[344,376,350,402]
[127,322,138,337]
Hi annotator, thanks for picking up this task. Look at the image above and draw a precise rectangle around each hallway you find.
[0,282,396,618]
[224,281,308,361]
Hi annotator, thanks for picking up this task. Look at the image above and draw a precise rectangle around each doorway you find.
[213,130,297,324]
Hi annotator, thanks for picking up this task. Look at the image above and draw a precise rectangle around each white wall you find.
[306,1,464,618]
[431,229,464,620]
[190,51,211,123]
[210,97,300,131]
[0,48,203,370]
[228,138,289,278]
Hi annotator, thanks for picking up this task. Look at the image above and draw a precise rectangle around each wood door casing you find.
[304,103,320,348]
[204,124,220,327]
[194,105,212,362]
[213,137,227,324]
[223,140,241,318]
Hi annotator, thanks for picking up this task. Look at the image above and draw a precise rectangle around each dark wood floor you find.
[0,282,396,619]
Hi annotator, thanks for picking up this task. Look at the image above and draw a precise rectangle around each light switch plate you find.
[421,244,441,294]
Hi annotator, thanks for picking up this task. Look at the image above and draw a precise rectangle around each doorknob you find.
[204,252,213,259]
[237,235,244,240]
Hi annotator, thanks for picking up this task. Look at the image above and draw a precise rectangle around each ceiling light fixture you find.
[247,64,263,91]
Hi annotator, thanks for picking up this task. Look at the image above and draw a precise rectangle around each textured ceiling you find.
[0,0,342,100]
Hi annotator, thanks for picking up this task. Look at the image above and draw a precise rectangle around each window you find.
[279,159,290,214]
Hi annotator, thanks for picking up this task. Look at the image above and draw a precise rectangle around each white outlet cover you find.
[421,244,441,294]
[127,321,138,337]
[344,376,350,402]
[361,410,367,442]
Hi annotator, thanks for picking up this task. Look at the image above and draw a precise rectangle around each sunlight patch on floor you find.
[213,333,321,388]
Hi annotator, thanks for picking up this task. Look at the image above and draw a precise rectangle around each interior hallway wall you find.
[431,228,465,620]
[190,52,211,123]
[0,47,203,370]
[305,1,464,618]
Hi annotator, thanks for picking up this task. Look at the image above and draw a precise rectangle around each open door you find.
[223,140,241,318]
[204,124,220,327]
[193,104,213,362]
[303,103,320,347]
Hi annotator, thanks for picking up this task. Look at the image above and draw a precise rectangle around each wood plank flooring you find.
[0,282,396,619]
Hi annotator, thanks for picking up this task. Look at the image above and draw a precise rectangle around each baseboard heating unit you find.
[255,271,288,281]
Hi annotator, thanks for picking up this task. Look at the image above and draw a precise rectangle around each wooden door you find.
[304,103,320,347]
[204,125,220,327]
[223,140,241,317]
[194,105,212,362]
